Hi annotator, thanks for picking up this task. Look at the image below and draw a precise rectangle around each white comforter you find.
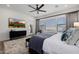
[43,32,79,54]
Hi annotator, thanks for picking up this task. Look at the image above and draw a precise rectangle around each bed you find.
[29,32,56,54]
[29,28,79,54]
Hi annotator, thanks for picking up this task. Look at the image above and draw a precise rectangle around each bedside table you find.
[26,35,33,47]
[25,33,35,47]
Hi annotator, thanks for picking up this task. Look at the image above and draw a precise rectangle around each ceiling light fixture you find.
[64,5,68,7]
[55,5,59,8]
[6,4,10,7]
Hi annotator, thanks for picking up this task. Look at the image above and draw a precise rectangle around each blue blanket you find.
[29,32,55,54]
[29,36,45,53]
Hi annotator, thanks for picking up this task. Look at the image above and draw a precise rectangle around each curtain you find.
[35,19,40,33]
[66,11,78,29]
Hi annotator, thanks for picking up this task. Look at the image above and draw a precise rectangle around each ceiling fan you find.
[28,4,46,14]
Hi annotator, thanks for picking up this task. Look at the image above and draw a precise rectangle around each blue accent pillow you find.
[61,28,76,41]
[61,32,68,41]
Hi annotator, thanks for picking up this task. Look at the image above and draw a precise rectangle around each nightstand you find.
[26,35,33,47]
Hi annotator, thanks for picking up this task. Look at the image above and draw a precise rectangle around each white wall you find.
[0,7,36,41]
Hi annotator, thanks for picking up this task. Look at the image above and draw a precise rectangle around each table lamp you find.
[74,22,79,28]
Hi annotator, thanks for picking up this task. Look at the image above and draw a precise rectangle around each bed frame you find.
[29,48,43,54]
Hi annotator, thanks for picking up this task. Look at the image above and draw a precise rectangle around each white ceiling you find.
[0,4,78,17]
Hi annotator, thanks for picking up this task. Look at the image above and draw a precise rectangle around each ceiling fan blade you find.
[29,10,36,12]
[28,5,36,9]
[38,4,44,10]
[38,10,46,12]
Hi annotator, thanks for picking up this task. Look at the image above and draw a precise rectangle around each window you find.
[39,15,66,32]
[57,15,66,32]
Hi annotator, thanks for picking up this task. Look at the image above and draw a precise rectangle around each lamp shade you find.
[74,22,79,28]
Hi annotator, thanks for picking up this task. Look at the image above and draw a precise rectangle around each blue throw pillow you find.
[61,32,68,41]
